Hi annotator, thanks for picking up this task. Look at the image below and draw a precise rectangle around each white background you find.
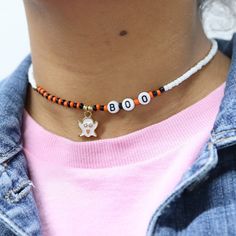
[0,1,236,79]
[0,1,30,79]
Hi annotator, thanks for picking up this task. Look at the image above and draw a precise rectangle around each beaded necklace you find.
[28,39,218,138]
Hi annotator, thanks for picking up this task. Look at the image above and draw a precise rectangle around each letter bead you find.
[138,92,151,105]
[107,101,120,113]
[122,98,135,111]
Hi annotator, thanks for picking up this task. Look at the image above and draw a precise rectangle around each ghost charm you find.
[78,111,98,138]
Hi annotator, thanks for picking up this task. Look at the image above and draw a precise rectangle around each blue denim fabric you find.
[0,33,236,236]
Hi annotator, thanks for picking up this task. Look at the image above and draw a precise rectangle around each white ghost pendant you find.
[78,111,98,138]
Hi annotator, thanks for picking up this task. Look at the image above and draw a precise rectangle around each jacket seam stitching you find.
[212,128,236,142]
[0,209,29,236]
[0,145,22,165]
[212,128,236,137]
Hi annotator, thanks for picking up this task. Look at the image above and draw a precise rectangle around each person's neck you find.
[23,0,230,141]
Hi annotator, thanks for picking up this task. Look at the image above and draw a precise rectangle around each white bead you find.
[28,64,37,89]
[122,98,135,111]
[107,101,120,113]
[138,92,151,105]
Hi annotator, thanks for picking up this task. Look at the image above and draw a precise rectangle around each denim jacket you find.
[0,33,236,236]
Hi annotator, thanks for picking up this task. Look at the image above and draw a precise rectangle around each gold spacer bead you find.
[83,105,88,111]
[87,105,93,111]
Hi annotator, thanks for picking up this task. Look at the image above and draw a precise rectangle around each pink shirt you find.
[22,82,225,236]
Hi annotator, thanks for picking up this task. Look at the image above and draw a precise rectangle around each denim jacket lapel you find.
[146,34,236,235]
[0,54,31,165]
[0,55,41,235]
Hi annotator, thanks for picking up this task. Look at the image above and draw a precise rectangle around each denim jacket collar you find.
[0,55,31,165]
[0,33,235,236]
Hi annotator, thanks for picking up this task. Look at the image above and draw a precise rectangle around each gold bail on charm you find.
[78,106,98,138]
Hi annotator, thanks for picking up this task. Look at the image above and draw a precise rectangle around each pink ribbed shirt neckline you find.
[22,81,226,169]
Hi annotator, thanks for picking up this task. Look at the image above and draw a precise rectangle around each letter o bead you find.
[107,101,120,113]
[122,98,135,111]
[138,92,151,105]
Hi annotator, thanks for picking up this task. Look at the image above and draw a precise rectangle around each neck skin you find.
[23,0,230,141]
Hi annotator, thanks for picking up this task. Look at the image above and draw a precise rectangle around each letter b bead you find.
[138,92,151,105]
[107,101,120,113]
